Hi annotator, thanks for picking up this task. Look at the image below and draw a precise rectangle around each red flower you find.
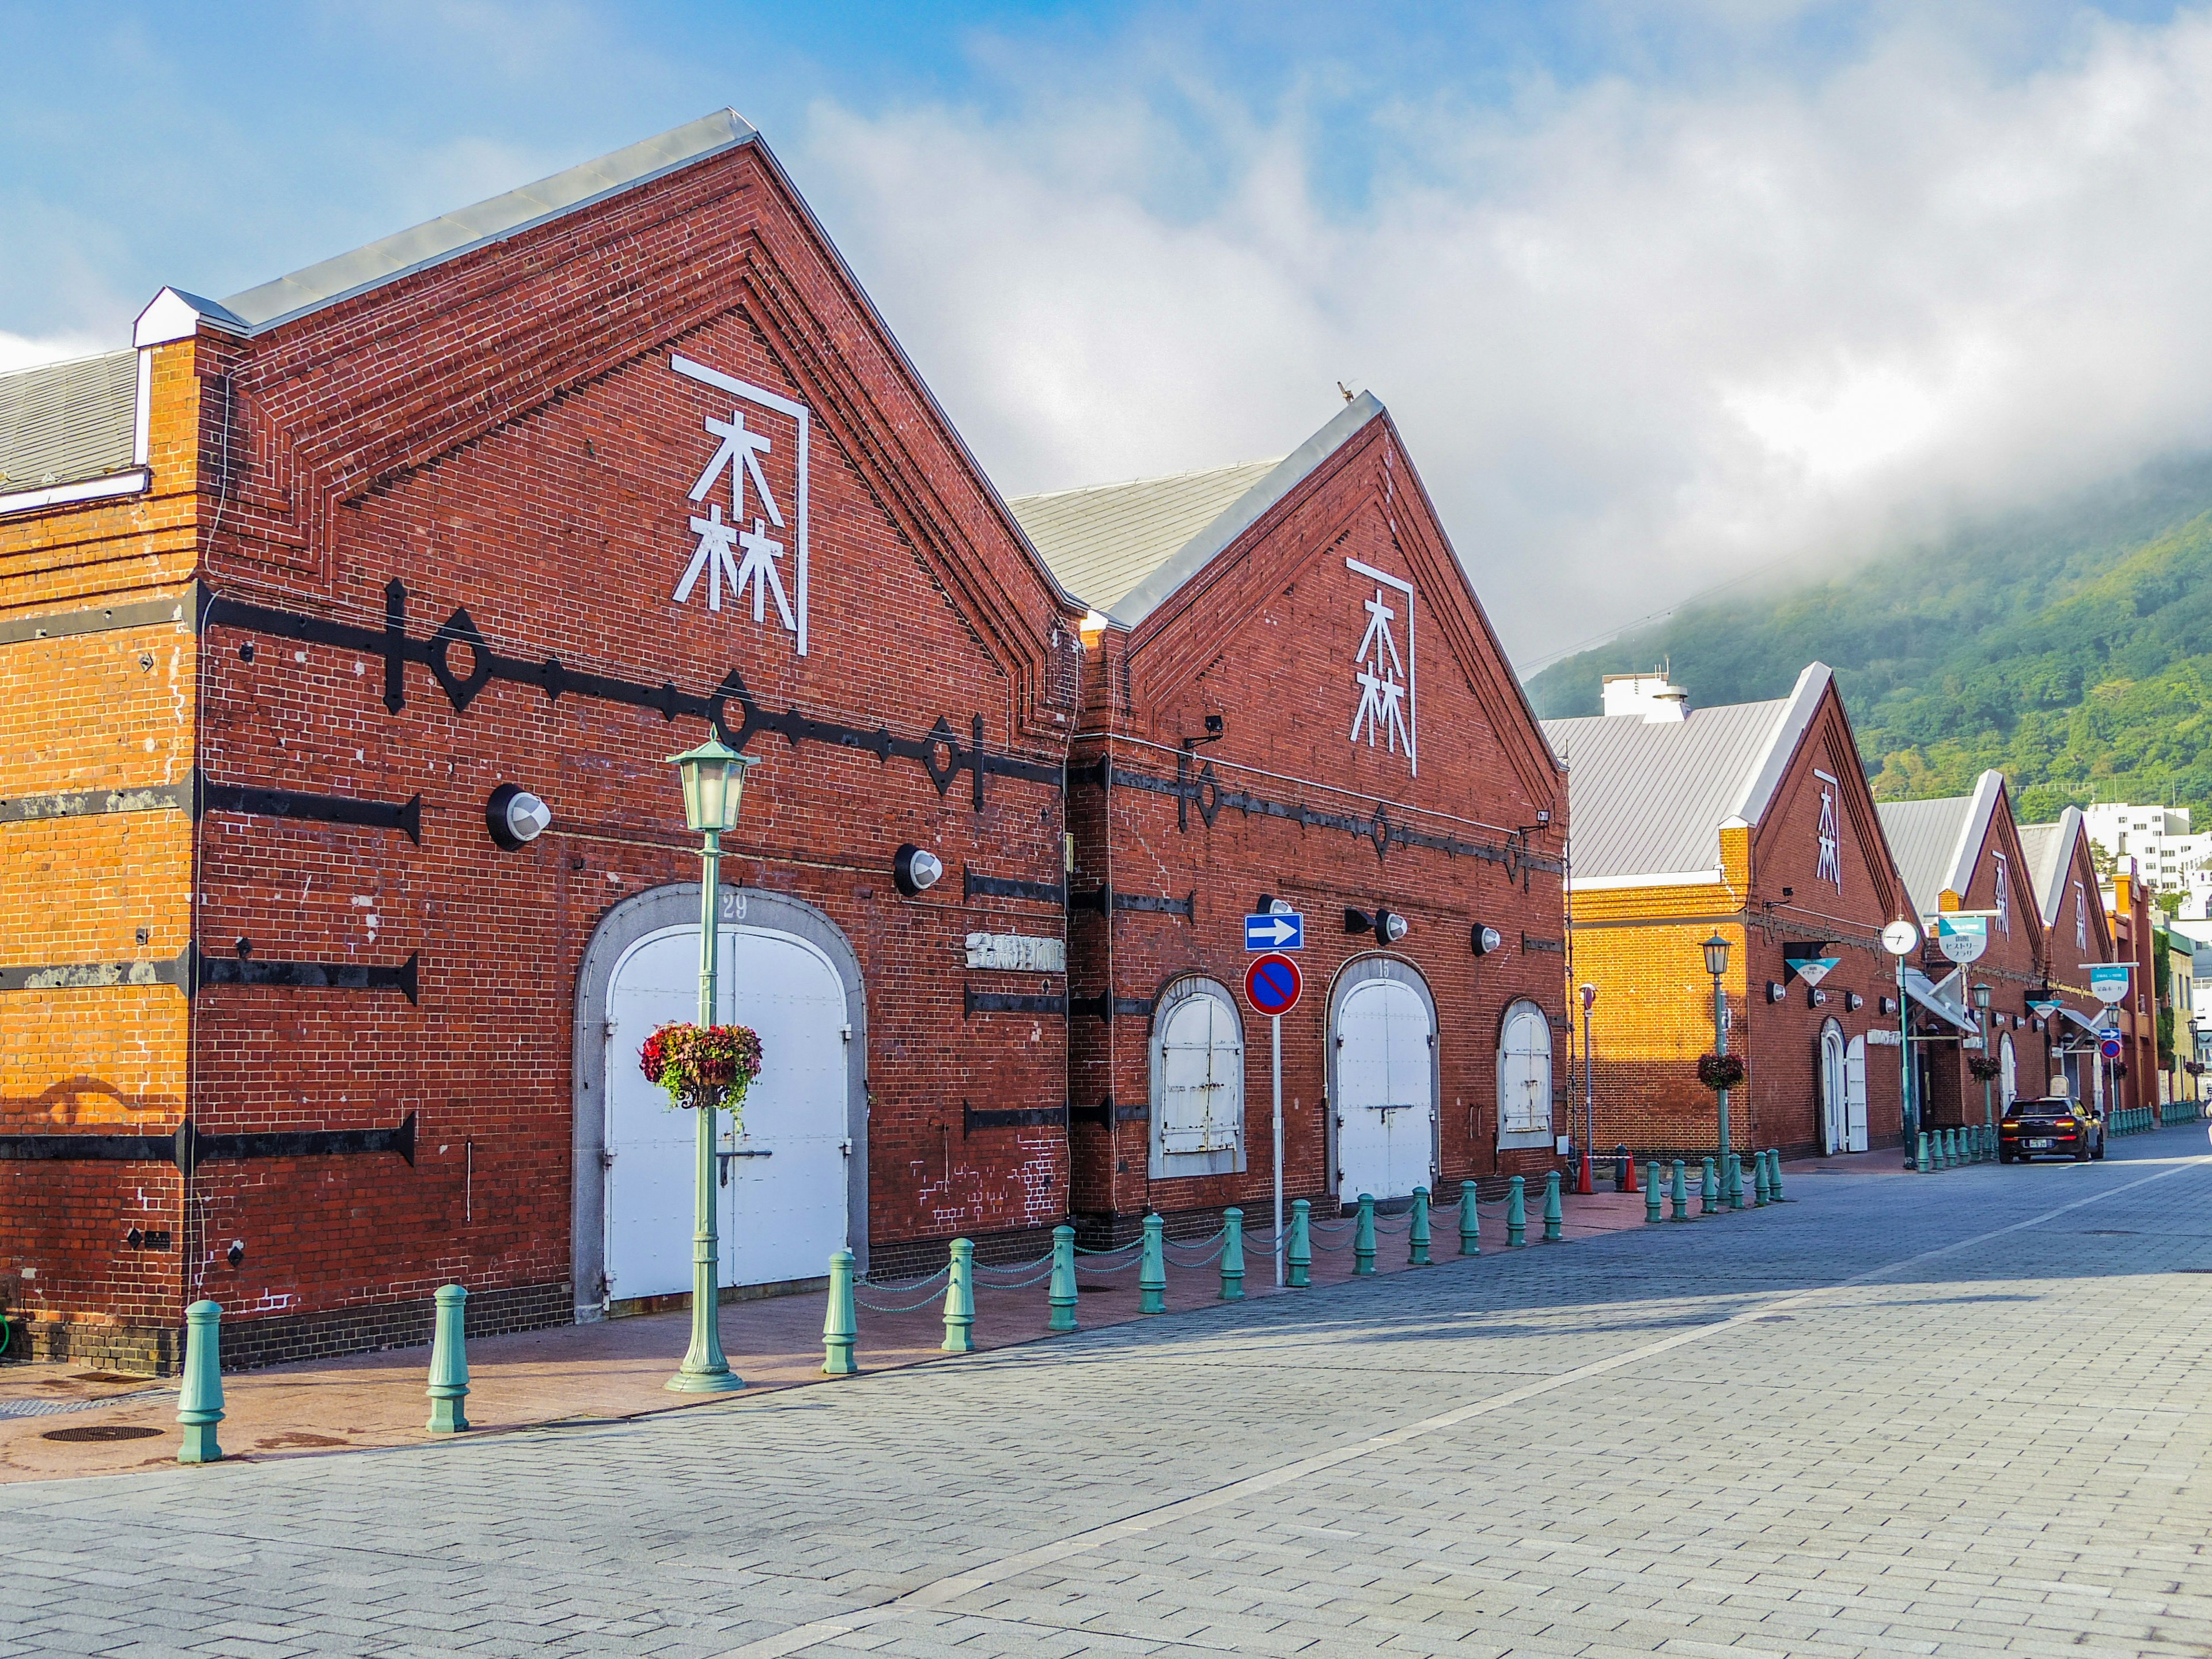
[640,1022,765,1111]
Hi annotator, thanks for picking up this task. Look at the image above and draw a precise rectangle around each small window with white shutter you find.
[1149,977,1247,1177]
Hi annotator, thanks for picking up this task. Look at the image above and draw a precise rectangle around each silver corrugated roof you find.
[1877,796,1974,918]
[2017,810,2082,926]
[1008,392,1384,624]
[221,109,760,335]
[1542,698,1791,879]
[0,349,136,493]
[1009,459,1279,613]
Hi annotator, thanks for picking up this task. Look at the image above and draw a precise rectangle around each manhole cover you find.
[41,1425,162,1443]
[69,1372,148,1384]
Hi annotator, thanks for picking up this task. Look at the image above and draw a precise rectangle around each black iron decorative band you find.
[0,592,195,647]
[0,1114,416,1168]
[0,955,188,993]
[196,948,420,1004]
[1088,755,1563,876]
[201,582,1057,809]
[1069,1097,1152,1126]
[1066,992,1158,1023]
[964,869,1066,906]
[1067,882,1197,921]
[1521,934,1566,955]
[962,1102,1069,1134]
[198,776,423,844]
[964,988,1067,1017]
[0,783,191,825]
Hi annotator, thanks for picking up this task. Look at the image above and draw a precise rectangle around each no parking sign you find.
[2099,1033,2124,1060]
[1245,952,1302,1017]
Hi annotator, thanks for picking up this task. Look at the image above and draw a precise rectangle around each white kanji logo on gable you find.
[1346,557,1417,774]
[669,354,812,655]
[1814,771,1842,891]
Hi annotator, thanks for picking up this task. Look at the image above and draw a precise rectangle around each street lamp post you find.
[1972,981,1994,1136]
[1579,983,1597,1163]
[1702,934,1731,1164]
[666,733,754,1395]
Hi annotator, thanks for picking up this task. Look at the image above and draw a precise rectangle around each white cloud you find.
[0,331,113,373]
[789,7,2212,665]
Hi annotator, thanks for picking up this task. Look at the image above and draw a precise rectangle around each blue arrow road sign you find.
[1244,912,1304,950]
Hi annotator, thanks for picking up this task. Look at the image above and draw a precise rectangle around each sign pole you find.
[1271,1013,1284,1288]
[1899,951,1914,1167]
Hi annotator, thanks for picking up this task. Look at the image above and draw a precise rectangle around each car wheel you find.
[2075,1139,2092,1162]
[2093,1134,2105,1161]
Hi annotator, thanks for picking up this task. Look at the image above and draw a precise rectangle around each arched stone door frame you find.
[1323,953,1441,1203]
[571,882,869,1321]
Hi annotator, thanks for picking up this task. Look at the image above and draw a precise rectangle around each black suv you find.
[1999,1097,2106,1162]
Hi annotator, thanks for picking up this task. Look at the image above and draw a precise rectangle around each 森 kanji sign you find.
[672,353,813,655]
[1245,952,1303,1017]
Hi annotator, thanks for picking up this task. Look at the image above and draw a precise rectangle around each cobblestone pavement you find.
[6,1130,2210,1659]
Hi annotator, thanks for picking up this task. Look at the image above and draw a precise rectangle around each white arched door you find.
[1335,979,1434,1201]
[604,924,850,1300]
[2000,1033,2017,1109]
[1844,1035,1869,1152]
[1819,1021,1848,1155]
[1498,1001,1554,1151]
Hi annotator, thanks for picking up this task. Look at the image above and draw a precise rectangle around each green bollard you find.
[1289,1198,1312,1287]
[822,1251,859,1374]
[177,1300,224,1465]
[1646,1162,1664,1224]
[1668,1160,1690,1221]
[1353,1194,1378,1274]
[940,1238,976,1353]
[1541,1171,1563,1242]
[425,1283,471,1432]
[1699,1157,1719,1217]
[1752,1152,1770,1206]
[1459,1180,1481,1256]
[1725,1153,1744,1210]
[1768,1149,1787,1200]
[1221,1208,1245,1301]
[1048,1226,1078,1334]
[1409,1187,1432,1266]
[1507,1176,1528,1245]
[1139,1214,1167,1313]
[1915,1130,1932,1171]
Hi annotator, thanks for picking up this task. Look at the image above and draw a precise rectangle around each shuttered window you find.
[1498,1001,1552,1135]
[1156,990,1244,1154]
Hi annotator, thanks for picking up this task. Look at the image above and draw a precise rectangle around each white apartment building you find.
[2083,801,2212,917]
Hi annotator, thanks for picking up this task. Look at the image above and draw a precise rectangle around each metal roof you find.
[2016,809,2083,927]
[1541,696,1793,880]
[220,109,760,335]
[1007,392,1384,624]
[0,349,137,493]
[1876,796,1974,918]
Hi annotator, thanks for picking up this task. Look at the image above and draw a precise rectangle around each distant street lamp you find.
[1702,934,1732,1161]
[1972,981,1994,1136]
[666,733,753,1395]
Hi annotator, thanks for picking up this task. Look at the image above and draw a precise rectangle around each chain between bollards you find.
[425,1283,470,1433]
[1139,1214,1167,1313]
[940,1238,976,1353]
[1221,1208,1246,1301]
[1353,1194,1377,1274]
[1048,1225,1078,1332]
[1506,1176,1528,1245]
[177,1300,224,1465]
[1408,1187,1433,1266]
[1459,1180,1481,1256]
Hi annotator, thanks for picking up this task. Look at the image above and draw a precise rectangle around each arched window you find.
[1149,978,1246,1177]
[1498,999,1554,1149]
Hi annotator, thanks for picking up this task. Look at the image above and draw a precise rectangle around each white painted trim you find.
[1566,868,1725,892]
[132,286,247,347]
[0,468,150,518]
[1730,662,1832,826]
[132,350,153,468]
[1942,769,2006,902]
[670,353,812,656]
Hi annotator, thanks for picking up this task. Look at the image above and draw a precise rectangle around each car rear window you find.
[2008,1101,2074,1118]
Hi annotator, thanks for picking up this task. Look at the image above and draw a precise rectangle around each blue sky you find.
[5,2,2207,660]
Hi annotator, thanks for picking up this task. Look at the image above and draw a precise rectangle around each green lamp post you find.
[666,733,753,1395]
[1972,980,1994,1139]
[1702,933,1732,1164]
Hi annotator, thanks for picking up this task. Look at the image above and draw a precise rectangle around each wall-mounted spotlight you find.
[1471,923,1503,956]
[1843,991,1863,1012]
[1182,713,1226,751]
[1766,980,1786,1003]
[1880,996,1899,1017]
[1345,907,1408,943]
[893,844,944,896]
[1254,894,1294,916]
[486,783,552,850]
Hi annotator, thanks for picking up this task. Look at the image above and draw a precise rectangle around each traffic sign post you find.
[1881,918,1921,1167]
[2099,1033,2124,1061]
[1244,912,1305,951]
[1244,953,1302,1288]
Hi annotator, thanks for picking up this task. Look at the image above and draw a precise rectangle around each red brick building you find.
[1,112,1099,1369]
[2018,808,2123,1107]
[1009,396,1570,1236]
[1544,665,1912,1161]
[1881,772,2051,1138]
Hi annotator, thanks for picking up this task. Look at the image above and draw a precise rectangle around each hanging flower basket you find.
[1696,1053,1746,1092]
[640,1023,764,1115]
[1967,1055,2004,1082]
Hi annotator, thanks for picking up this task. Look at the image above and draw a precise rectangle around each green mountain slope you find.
[1523,454,2212,823]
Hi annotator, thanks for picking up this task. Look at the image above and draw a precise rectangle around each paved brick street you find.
[6,1130,2210,1659]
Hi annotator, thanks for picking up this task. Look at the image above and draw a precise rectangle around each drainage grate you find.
[0,1388,169,1420]
[41,1424,162,1443]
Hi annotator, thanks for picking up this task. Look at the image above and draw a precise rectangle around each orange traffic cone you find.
[1575,1150,1594,1195]
[1620,1146,1639,1192]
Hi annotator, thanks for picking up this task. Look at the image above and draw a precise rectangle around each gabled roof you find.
[0,349,136,493]
[1876,769,2004,918]
[221,110,759,335]
[1009,392,1382,625]
[2017,806,2086,928]
[1540,663,1834,882]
